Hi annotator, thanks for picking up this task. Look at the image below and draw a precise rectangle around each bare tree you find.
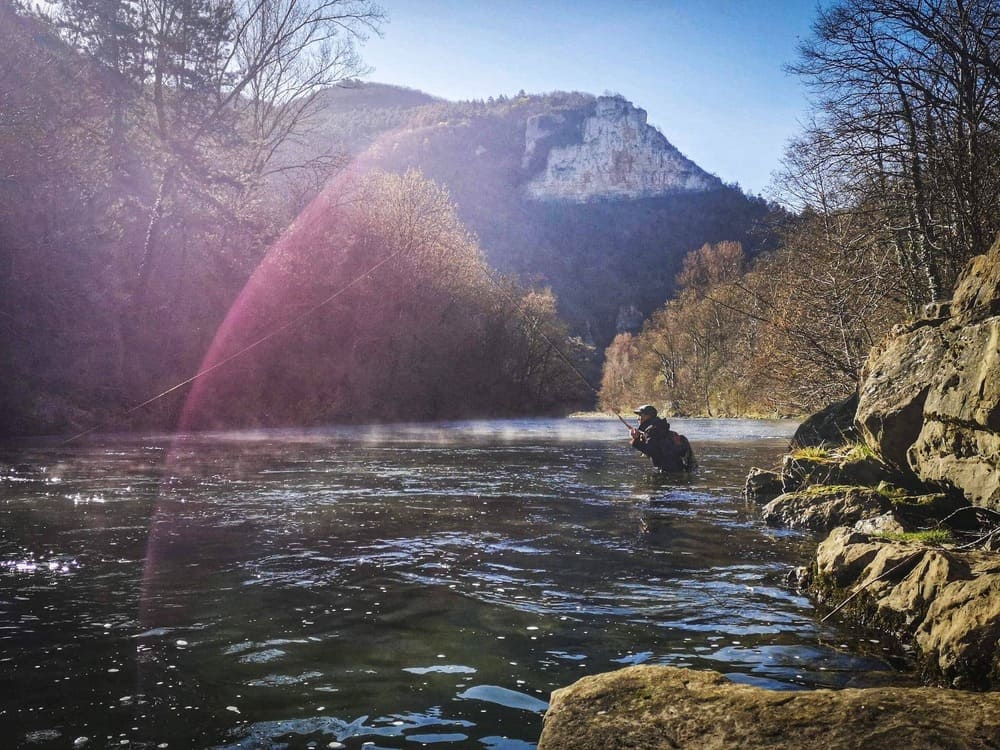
[788,0,1000,306]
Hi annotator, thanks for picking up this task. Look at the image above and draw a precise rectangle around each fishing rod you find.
[480,269,635,432]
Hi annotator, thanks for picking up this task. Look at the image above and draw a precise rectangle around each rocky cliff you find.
[857,234,1000,508]
[524,95,720,202]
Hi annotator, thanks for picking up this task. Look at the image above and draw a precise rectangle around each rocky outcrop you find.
[525,96,720,202]
[857,234,1000,508]
[743,413,990,687]
[762,486,892,532]
[790,393,859,449]
[537,665,1000,750]
[812,531,1000,689]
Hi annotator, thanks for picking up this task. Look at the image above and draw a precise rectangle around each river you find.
[1,418,914,749]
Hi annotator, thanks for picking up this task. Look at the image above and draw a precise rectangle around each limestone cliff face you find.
[524,96,720,202]
[856,234,1000,508]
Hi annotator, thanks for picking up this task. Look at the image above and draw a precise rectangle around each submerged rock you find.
[744,467,783,504]
[537,665,1000,750]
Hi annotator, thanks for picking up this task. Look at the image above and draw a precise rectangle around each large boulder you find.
[916,571,1000,689]
[908,318,1000,509]
[855,234,1000,507]
[537,665,1000,750]
[855,321,949,473]
[810,530,1000,689]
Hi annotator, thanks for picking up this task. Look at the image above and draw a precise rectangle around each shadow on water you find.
[0,418,915,749]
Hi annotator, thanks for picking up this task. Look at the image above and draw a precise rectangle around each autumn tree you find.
[182,170,590,428]
[599,242,756,417]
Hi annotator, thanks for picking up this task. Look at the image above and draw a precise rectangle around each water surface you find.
[0,418,911,748]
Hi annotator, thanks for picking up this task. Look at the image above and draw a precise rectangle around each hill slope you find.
[301,86,777,349]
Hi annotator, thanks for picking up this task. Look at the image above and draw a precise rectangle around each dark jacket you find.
[631,417,695,472]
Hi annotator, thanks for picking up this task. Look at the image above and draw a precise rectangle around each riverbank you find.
[537,235,1000,747]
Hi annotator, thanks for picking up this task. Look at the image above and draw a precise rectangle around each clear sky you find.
[361,0,821,197]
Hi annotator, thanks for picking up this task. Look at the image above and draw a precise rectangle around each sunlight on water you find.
[0,419,915,749]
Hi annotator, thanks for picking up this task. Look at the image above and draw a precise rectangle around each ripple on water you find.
[403,664,477,675]
[456,685,549,714]
[246,670,324,687]
[217,711,477,749]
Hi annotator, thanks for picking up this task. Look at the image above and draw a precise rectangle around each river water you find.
[1,418,913,749]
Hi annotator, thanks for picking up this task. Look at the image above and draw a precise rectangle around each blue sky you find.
[362,1,821,196]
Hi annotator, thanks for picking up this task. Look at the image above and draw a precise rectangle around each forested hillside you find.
[0,0,588,435]
[299,88,781,350]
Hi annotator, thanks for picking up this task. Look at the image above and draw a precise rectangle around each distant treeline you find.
[601,0,1000,418]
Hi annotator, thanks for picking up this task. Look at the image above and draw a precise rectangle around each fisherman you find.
[628,404,695,473]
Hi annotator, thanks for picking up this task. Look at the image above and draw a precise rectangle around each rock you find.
[858,546,970,632]
[525,95,720,202]
[790,393,859,449]
[853,512,908,536]
[762,487,891,533]
[810,530,1000,688]
[923,301,953,320]
[888,489,972,527]
[952,241,1000,324]
[744,467,783,504]
[910,421,1000,510]
[908,317,1000,509]
[855,233,1000,505]
[536,665,1000,750]
[915,573,1000,689]
[780,453,898,492]
[815,527,884,588]
[856,322,950,472]
[786,565,811,589]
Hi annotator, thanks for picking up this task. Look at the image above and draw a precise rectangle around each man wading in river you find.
[628,404,695,473]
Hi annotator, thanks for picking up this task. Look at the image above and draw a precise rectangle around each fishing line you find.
[62,245,408,444]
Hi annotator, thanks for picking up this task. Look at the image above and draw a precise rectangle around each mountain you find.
[522,95,720,201]
[299,85,777,351]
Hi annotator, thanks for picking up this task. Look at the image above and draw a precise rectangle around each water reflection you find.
[0,419,912,749]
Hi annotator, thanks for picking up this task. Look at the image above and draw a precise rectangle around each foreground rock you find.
[537,665,1000,750]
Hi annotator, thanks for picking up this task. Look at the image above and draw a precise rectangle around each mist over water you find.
[1,418,913,749]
